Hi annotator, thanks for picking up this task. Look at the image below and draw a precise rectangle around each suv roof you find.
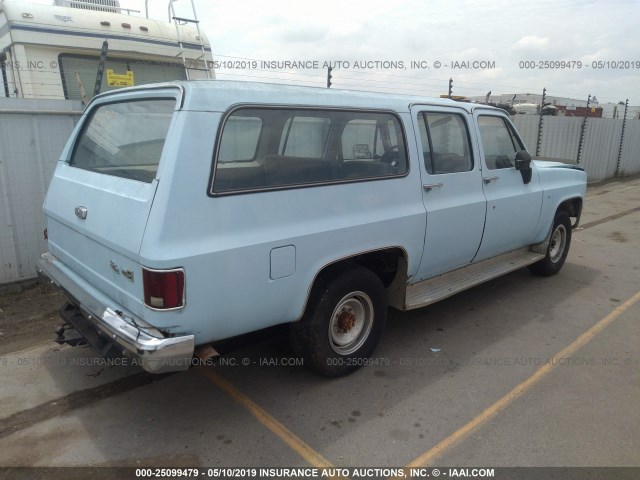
[92,80,495,114]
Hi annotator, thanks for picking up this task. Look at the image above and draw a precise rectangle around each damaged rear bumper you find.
[37,252,194,373]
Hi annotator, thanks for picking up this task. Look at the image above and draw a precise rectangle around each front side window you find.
[213,108,407,193]
[417,112,473,174]
[477,115,524,169]
[71,99,175,183]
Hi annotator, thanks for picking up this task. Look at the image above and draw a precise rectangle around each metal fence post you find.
[576,94,591,164]
[536,87,546,156]
[93,40,109,98]
[615,99,629,176]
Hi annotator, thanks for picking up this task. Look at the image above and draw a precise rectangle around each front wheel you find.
[529,210,572,276]
[290,267,387,377]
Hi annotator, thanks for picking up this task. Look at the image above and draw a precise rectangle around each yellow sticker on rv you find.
[106,69,134,87]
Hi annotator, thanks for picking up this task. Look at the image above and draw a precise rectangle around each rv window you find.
[70,99,175,183]
[59,54,187,100]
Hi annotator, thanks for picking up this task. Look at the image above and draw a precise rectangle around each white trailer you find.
[0,0,215,100]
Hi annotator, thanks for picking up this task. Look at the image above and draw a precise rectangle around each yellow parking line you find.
[199,367,334,468]
[405,289,640,468]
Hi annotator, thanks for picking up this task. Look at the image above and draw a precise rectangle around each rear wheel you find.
[291,267,387,377]
[529,210,572,276]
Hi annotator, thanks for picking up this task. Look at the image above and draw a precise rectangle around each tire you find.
[290,266,387,377]
[529,210,572,276]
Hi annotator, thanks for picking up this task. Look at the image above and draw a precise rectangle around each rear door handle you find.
[482,176,500,184]
[423,183,443,192]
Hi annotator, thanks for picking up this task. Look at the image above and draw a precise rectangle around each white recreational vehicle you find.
[0,0,215,100]
[513,103,539,115]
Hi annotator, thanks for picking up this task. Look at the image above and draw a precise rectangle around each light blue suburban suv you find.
[38,81,587,376]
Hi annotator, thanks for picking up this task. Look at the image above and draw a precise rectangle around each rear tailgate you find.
[44,87,181,319]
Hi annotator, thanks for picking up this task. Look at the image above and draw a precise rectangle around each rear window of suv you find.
[70,99,175,183]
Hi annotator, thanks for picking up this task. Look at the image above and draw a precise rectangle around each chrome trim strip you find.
[409,101,475,112]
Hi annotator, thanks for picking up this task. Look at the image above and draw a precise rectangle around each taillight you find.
[142,267,185,309]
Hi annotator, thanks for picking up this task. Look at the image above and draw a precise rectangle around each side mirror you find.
[514,150,532,184]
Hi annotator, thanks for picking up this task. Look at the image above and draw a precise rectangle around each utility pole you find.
[326,66,332,88]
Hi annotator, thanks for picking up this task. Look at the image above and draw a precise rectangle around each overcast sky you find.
[33,0,640,103]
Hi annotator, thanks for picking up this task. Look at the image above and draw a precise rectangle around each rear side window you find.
[280,116,331,157]
[417,112,473,174]
[213,108,407,194]
[218,116,262,162]
[71,99,175,183]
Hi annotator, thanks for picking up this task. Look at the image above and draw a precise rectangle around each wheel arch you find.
[297,247,409,321]
[557,196,583,228]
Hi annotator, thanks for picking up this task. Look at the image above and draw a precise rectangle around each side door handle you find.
[482,176,500,184]
[423,183,443,192]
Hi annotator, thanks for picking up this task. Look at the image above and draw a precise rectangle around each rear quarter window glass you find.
[70,99,175,183]
[213,108,407,194]
[218,116,262,162]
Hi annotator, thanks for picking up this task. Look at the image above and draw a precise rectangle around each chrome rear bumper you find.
[37,252,194,373]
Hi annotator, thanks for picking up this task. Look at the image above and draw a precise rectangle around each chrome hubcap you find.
[549,224,567,263]
[328,291,373,355]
